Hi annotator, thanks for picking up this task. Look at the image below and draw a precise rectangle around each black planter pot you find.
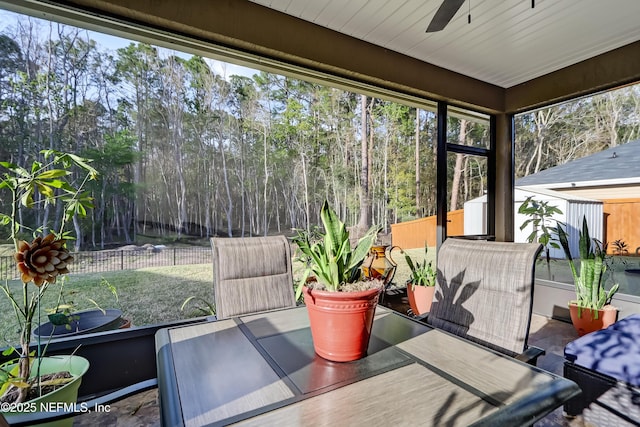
[33,308,124,338]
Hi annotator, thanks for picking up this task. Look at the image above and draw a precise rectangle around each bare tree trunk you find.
[383,132,389,233]
[367,98,375,225]
[415,108,420,216]
[462,156,470,204]
[525,109,559,175]
[450,120,467,211]
[220,138,233,237]
[301,153,310,231]
[603,91,621,147]
[73,215,82,251]
[263,126,269,235]
[357,94,370,231]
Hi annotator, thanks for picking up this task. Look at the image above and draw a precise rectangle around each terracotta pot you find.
[569,303,618,336]
[303,286,380,362]
[407,284,435,315]
[118,318,132,328]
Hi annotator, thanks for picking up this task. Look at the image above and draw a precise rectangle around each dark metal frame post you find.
[487,115,497,238]
[436,102,448,251]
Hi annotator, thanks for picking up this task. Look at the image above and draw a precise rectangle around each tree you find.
[357,94,370,231]
[449,119,467,211]
[518,196,562,279]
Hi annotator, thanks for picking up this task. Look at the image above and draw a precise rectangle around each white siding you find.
[464,196,487,235]
[463,187,602,259]
[561,201,604,259]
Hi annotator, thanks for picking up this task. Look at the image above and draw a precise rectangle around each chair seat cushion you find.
[564,314,640,387]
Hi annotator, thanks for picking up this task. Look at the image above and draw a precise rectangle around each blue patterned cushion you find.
[565,314,640,387]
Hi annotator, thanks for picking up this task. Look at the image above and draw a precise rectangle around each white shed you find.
[463,186,603,259]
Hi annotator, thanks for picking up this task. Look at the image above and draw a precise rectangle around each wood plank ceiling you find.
[249,0,640,88]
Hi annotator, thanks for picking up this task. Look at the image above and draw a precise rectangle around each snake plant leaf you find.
[349,225,379,271]
[295,269,311,300]
[579,216,591,259]
[404,253,416,273]
[556,222,577,279]
[320,201,342,255]
[558,216,619,311]
[292,200,379,293]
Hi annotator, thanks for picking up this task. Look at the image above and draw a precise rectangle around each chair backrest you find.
[211,235,296,320]
[427,238,542,357]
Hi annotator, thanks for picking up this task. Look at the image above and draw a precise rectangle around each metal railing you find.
[0,247,212,281]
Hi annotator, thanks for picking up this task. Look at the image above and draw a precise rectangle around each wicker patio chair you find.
[422,238,544,365]
[211,235,297,320]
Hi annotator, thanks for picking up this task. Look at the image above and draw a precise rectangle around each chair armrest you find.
[413,312,429,323]
[406,307,429,322]
[4,378,158,426]
[515,346,545,366]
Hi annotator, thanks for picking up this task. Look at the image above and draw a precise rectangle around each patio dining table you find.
[155,305,579,426]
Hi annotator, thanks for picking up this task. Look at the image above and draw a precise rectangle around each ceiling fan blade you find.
[426,0,466,32]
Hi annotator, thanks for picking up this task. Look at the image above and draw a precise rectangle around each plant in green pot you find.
[402,246,436,316]
[0,151,96,425]
[293,201,382,362]
[557,216,619,336]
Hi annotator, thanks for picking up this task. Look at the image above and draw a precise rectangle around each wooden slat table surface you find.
[156,306,579,427]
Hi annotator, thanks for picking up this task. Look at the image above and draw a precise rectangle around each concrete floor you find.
[528,315,590,427]
[72,291,588,427]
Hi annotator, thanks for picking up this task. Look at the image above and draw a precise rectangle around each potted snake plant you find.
[293,201,382,362]
[402,246,436,316]
[557,216,619,336]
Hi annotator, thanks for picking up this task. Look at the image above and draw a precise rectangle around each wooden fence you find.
[603,198,640,255]
[392,199,640,254]
[391,209,464,249]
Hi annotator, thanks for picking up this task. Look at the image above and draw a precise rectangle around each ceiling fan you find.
[426,0,536,32]
[426,0,465,32]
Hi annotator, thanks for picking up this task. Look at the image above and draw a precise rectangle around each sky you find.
[0,8,259,81]
[87,30,258,80]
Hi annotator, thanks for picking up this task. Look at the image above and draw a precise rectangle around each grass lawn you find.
[0,246,433,348]
[0,264,213,348]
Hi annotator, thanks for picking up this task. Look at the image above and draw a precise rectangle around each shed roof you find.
[516,139,640,187]
[515,187,601,203]
[465,186,601,205]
